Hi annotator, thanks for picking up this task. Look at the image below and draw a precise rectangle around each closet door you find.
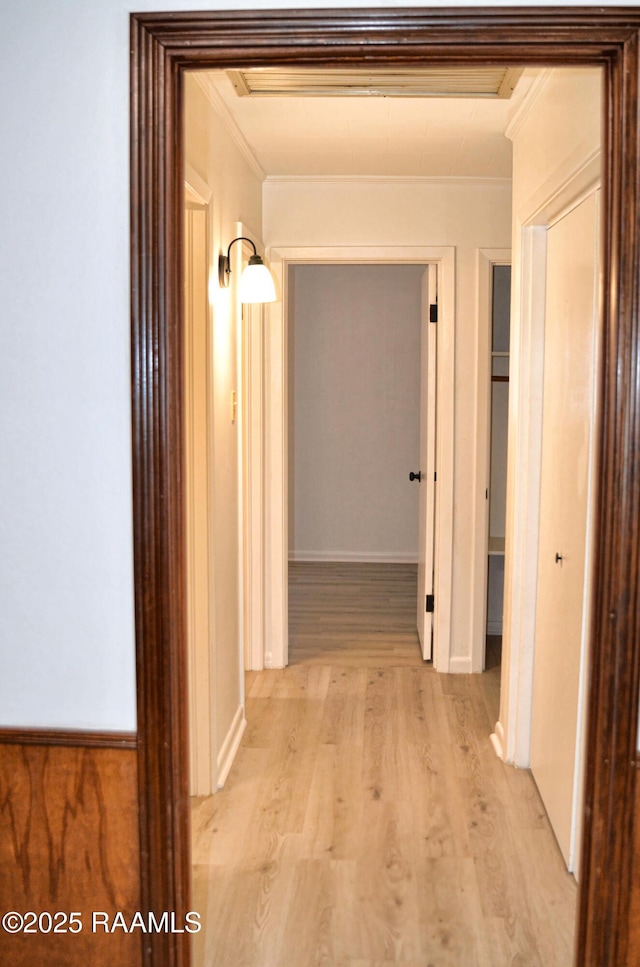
[530,190,600,875]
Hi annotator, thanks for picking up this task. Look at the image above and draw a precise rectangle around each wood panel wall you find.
[0,733,142,967]
[628,761,640,962]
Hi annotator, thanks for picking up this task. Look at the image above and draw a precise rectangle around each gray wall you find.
[289,263,424,562]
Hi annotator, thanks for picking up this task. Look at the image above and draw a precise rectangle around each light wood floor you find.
[191,562,577,966]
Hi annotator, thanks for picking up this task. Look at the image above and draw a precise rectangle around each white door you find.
[530,190,600,875]
[417,264,438,660]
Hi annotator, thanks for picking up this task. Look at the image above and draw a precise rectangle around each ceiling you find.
[197,67,539,179]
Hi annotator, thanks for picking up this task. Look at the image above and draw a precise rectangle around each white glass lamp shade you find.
[239,257,277,304]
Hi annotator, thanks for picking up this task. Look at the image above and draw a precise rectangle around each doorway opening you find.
[485,261,511,733]
[132,12,640,967]
[287,262,427,669]
[263,245,455,673]
[184,63,599,966]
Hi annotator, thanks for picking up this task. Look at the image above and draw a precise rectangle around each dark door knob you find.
[409,471,422,482]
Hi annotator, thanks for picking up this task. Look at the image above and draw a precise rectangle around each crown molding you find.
[505,69,554,142]
[192,73,266,183]
[264,174,512,188]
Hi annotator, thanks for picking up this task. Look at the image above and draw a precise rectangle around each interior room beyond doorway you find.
[286,261,423,669]
[287,262,425,571]
[287,261,426,672]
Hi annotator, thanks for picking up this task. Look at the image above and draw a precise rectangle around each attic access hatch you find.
[228,67,524,99]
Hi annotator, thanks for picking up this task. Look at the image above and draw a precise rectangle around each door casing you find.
[260,245,454,672]
[130,9,640,966]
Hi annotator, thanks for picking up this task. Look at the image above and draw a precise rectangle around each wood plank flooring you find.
[288,562,425,667]
[191,562,577,967]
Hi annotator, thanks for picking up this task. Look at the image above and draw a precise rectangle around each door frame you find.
[131,9,640,967]
[472,248,512,676]
[417,262,439,661]
[499,160,603,767]
[183,167,216,796]
[261,245,454,672]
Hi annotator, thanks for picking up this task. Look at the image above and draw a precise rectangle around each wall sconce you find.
[218,236,276,303]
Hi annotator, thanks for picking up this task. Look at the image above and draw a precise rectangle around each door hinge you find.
[434,472,437,483]
[429,303,438,323]
[426,594,435,613]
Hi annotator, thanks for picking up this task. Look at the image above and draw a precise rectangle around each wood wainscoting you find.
[629,760,640,962]
[0,730,142,967]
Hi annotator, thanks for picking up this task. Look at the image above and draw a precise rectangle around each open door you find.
[416,264,438,660]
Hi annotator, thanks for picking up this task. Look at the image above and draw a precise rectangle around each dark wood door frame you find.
[130,9,640,966]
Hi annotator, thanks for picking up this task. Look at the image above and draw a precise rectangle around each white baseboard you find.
[487,620,503,636]
[289,550,418,564]
[490,720,505,759]
[217,704,246,789]
[448,655,473,674]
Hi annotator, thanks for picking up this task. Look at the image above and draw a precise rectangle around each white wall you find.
[0,1,622,731]
[265,177,512,660]
[0,1,140,729]
[184,75,263,768]
[289,263,423,562]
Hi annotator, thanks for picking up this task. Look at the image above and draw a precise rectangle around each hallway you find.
[191,564,576,966]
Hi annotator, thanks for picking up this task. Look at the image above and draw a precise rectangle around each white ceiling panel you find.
[453,137,513,177]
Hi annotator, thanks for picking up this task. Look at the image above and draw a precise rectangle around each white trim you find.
[448,656,473,674]
[517,148,601,231]
[471,249,511,675]
[264,245,455,672]
[569,187,602,880]
[289,551,419,564]
[490,720,505,759]
[265,174,512,189]
[264,260,289,671]
[237,224,268,674]
[504,69,553,142]
[500,174,601,769]
[216,704,247,789]
[239,224,266,669]
[193,74,266,183]
[542,160,602,229]
[242,298,266,672]
[184,194,218,796]
[500,224,547,767]
[235,228,248,695]
[269,245,453,265]
[184,163,212,207]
